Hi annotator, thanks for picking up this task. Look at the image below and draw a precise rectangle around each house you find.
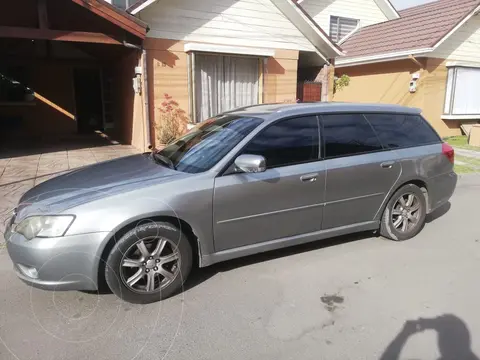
[331,0,480,137]
[292,0,399,103]
[119,0,350,147]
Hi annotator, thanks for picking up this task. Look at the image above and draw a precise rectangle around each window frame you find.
[443,65,480,117]
[220,114,322,176]
[329,15,359,44]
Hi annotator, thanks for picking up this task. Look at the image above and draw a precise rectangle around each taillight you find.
[442,142,455,164]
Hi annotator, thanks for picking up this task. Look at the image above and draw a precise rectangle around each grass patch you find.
[445,136,480,151]
[456,155,480,167]
[454,164,477,174]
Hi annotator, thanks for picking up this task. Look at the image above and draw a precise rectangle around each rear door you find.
[213,115,326,252]
[321,113,401,229]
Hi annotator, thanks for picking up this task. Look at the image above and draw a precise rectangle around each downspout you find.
[123,40,152,150]
[142,48,152,150]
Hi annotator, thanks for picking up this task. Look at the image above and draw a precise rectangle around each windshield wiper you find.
[151,152,176,170]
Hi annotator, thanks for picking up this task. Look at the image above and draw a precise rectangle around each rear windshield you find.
[364,114,441,149]
[156,115,263,174]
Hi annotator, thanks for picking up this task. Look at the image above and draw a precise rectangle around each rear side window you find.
[365,114,440,149]
[321,114,383,158]
[242,116,320,168]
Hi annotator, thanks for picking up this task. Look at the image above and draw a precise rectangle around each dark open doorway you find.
[73,68,104,134]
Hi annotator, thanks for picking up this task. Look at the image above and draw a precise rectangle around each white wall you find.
[139,0,315,51]
[300,0,388,33]
[431,14,480,63]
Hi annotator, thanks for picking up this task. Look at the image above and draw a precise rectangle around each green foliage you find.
[334,74,350,94]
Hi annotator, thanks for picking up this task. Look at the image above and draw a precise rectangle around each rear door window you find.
[321,113,383,158]
[242,116,320,168]
[364,114,440,149]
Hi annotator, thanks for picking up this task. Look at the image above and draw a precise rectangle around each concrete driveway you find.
[0,138,140,236]
[0,174,479,360]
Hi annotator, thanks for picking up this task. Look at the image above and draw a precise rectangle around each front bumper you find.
[4,225,109,291]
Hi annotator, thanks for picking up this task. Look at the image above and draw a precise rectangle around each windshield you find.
[155,114,263,174]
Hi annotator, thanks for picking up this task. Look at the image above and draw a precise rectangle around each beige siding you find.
[300,0,388,34]
[139,0,315,52]
[432,15,480,62]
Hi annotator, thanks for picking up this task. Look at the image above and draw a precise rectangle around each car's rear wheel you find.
[380,184,427,241]
[105,221,192,304]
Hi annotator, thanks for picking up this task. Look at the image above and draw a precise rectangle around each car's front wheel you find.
[380,184,427,241]
[105,221,192,304]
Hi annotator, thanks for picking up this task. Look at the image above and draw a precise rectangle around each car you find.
[4,103,457,304]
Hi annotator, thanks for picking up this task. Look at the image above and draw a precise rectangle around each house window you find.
[193,54,261,123]
[444,67,480,116]
[329,16,359,43]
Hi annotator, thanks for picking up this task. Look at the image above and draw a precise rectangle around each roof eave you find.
[129,0,156,15]
[335,48,433,68]
[373,0,400,19]
[431,3,480,50]
[270,0,344,59]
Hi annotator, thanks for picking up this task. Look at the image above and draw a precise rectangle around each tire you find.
[105,221,192,304]
[380,184,427,241]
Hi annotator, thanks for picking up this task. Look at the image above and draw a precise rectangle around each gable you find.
[300,0,390,34]
[138,0,316,52]
[431,13,480,63]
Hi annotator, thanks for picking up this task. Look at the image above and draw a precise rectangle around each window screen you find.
[330,16,359,43]
[365,114,440,149]
[243,116,320,168]
[322,114,383,158]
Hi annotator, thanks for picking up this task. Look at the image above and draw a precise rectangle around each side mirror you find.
[234,154,266,173]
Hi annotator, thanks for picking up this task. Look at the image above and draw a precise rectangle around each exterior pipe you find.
[142,49,152,150]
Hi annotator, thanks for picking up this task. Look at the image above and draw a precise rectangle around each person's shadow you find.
[380,315,479,360]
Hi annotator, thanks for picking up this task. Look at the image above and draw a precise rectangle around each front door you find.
[73,68,103,134]
[320,113,401,229]
[213,115,325,252]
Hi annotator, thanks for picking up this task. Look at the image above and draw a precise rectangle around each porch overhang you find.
[0,0,148,47]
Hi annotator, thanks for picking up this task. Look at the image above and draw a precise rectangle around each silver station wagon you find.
[4,103,457,303]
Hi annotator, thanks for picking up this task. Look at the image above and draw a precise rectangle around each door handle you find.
[300,173,318,182]
[381,161,395,169]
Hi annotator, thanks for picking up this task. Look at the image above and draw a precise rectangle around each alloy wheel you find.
[120,237,180,293]
[391,193,421,233]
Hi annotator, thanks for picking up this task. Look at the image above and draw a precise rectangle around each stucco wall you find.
[144,38,299,147]
[112,51,146,151]
[264,50,299,103]
[334,58,461,137]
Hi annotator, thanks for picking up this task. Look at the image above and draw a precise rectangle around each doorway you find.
[73,68,104,134]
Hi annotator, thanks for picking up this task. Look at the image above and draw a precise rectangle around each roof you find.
[72,0,148,39]
[128,0,343,62]
[338,0,480,65]
[228,102,421,120]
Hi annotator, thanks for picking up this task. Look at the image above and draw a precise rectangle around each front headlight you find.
[14,216,75,240]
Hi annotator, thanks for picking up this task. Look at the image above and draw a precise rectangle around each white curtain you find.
[452,67,480,115]
[195,54,259,122]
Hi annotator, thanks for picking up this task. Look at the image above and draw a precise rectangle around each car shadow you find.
[183,230,375,293]
[85,204,452,298]
[426,201,451,224]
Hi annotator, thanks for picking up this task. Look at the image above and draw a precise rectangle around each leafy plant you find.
[334,74,350,94]
[156,93,189,145]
